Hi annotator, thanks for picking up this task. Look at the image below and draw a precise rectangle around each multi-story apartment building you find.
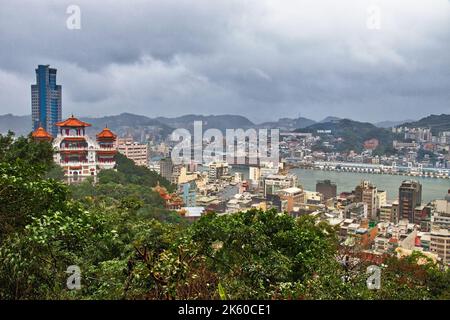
[117,138,149,167]
[354,181,378,221]
[279,187,304,213]
[249,166,261,184]
[159,158,173,182]
[374,236,390,253]
[171,164,184,185]
[148,161,161,174]
[343,219,379,249]
[263,174,297,197]
[376,190,387,209]
[31,65,62,137]
[399,180,422,223]
[316,179,337,200]
[430,228,450,266]
[344,202,366,220]
[208,161,229,182]
[391,200,400,224]
[379,204,393,223]
[432,191,450,229]
[181,182,197,207]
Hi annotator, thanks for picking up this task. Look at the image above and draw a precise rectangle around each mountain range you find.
[0,114,31,137]
[1,112,448,140]
[0,113,320,136]
[155,114,255,131]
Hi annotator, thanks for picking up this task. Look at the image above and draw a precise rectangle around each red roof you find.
[32,126,52,139]
[96,127,117,139]
[56,115,91,127]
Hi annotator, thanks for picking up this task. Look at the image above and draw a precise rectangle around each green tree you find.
[0,162,68,242]
[0,131,54,173]
[190,210,338,299]
[99,153,174,191]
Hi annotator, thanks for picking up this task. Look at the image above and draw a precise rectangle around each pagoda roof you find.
[56,115,91,127]
[96,126,117,139]
[32,126,52,139]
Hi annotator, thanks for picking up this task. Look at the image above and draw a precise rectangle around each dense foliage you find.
[99,153,174,192]
[0,132,449,300]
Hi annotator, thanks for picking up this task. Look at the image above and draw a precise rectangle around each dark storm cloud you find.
[0,0,449,122]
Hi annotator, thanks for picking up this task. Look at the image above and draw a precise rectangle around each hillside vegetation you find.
[296,119,396,154]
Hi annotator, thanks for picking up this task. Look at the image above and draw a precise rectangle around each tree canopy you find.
[0,132,449,300]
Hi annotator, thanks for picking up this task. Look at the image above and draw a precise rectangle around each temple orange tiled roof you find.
[96,126,117,139]
[56,115,91,127]
[32,126,52,140]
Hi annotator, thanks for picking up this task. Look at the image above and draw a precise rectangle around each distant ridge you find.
[155,114,255,131]
[319,116,341,123]
[1,112,448,139]
[81,113,173,140]
[375,119,414,128]
[0,114,31,136]
[258,116,316,130]
[399,114,450,134]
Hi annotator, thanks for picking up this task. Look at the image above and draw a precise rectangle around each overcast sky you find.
[0,0,449,123]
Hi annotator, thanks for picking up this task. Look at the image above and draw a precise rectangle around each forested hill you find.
[295,118,395,153]
[399,114,450,135]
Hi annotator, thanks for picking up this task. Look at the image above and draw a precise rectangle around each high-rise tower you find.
[31,65,62,137]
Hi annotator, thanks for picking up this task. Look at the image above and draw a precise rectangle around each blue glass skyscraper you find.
[31,65,62,137]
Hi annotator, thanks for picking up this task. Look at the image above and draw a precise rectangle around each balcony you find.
[98,146,117,151]
[59,146,88,151]
[60,161,92,166]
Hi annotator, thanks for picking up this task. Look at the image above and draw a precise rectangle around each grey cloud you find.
[0,0,449,123]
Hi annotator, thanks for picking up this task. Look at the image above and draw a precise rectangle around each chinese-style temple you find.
[153,183,183,210]
[31,126,53,142]
[40,115,118,183]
